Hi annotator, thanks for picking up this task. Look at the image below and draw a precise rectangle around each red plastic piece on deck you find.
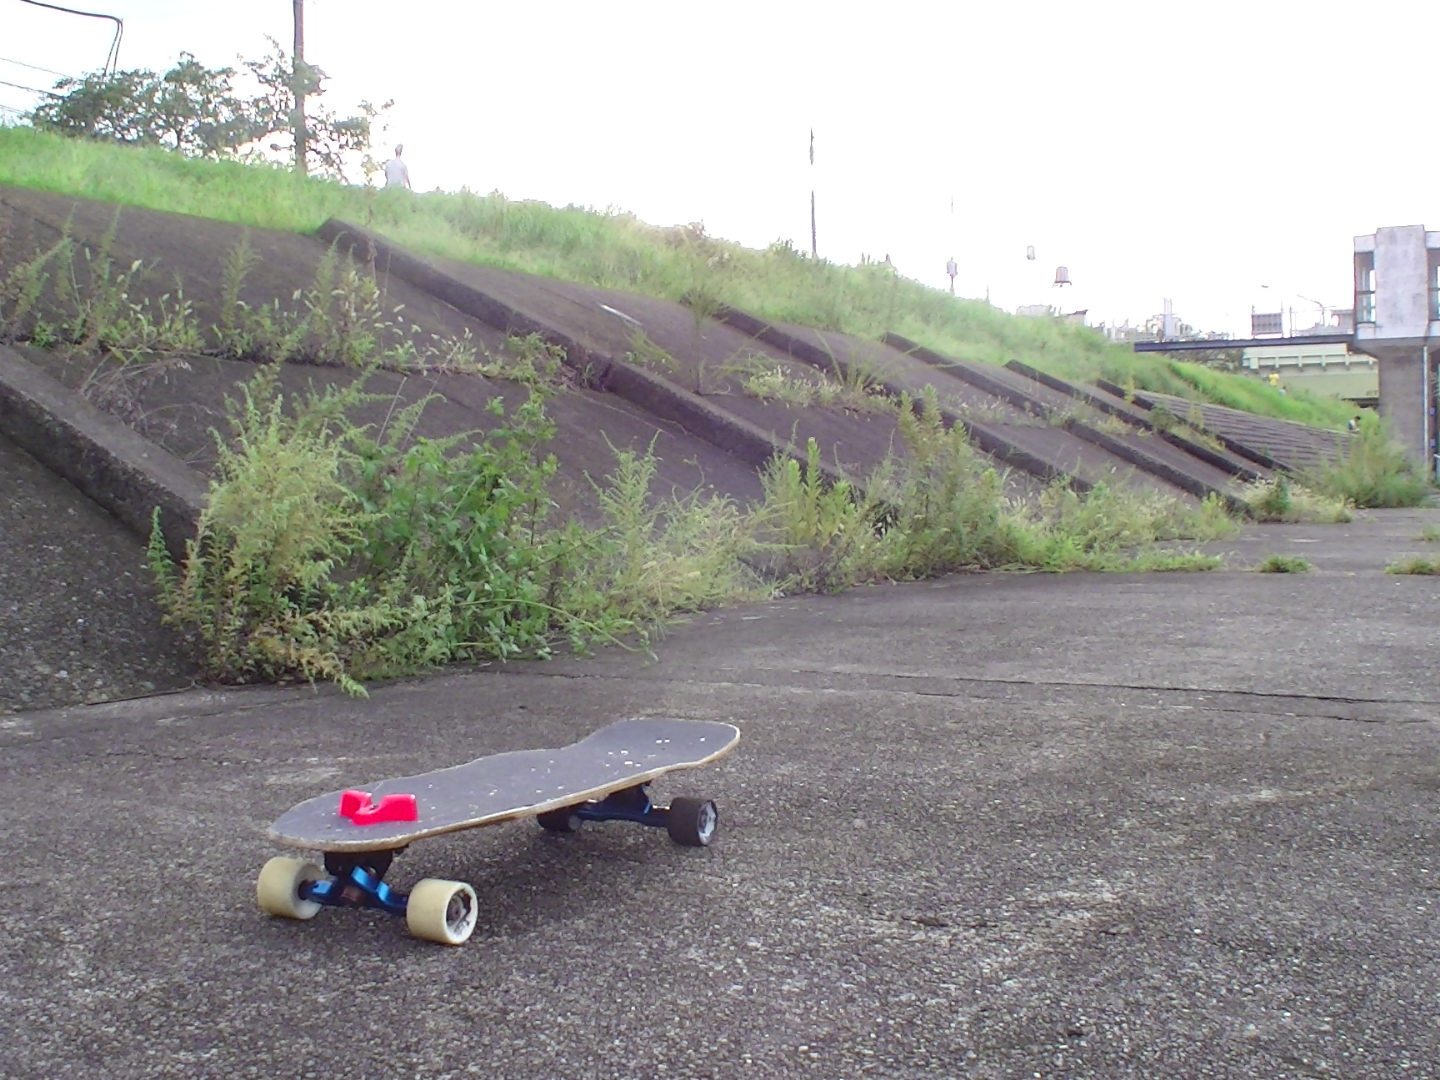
[338,789,418,825]
[339,789,369,818]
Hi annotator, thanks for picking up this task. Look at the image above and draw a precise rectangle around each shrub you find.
[148,366,580,693]
[1302,414,1432,509]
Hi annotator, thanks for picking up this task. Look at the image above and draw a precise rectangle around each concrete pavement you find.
[3,512,1439,1079]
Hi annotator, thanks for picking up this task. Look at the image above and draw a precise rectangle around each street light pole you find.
[292,0,308,177]
[1295,293,1328,330]
[809,128,817,259]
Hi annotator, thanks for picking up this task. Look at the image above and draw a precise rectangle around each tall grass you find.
[0,125,1343,428]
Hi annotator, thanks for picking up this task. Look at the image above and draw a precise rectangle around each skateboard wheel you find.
[537,807,583,834]
[256,857,324,921]
[406,878,479,945]
[666,797,718,847]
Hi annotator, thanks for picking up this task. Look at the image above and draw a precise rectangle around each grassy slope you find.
[0,125,1354,429]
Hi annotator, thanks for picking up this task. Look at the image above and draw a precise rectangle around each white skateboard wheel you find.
[256,857,324,920]
[406,878,479,945]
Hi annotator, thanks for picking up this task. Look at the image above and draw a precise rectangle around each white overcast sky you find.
[2,0,1436,337]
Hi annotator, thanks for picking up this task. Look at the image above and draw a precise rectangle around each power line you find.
[0,78,60,98]
[0,55,74,80]
[15,0,124,75]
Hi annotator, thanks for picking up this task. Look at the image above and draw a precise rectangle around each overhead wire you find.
[15,0,124,75]
[0,54,74,80]
[0,78,60,98]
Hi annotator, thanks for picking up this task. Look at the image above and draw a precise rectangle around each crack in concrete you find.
[501,664,1438,724]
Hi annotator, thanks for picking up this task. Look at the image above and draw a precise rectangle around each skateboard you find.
[257,717,740,945]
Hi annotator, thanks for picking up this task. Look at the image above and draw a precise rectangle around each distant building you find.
[1242,342,1377,404]
[1100,302,1226,344]
[1015,304,1089,324]
[1351,225,1440,470]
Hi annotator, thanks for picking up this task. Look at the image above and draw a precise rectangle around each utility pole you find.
[809,128,817,259]
[292,0,308,176]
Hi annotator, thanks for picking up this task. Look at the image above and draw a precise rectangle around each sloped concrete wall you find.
[317,218,852,488]
[0,346,206,561]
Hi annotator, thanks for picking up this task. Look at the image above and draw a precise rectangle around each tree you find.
[27,47,387,182]
[241,39,389,183]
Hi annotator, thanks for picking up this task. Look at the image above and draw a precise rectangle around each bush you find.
[1301,414,1432,509]
[569,442,763,624]
[148,366,576,693]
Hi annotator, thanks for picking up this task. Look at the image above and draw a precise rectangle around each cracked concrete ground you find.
[3,509,1438,1079]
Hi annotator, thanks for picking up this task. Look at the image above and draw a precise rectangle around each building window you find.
[1355,251,1376,324]
[1430,249,1439,321]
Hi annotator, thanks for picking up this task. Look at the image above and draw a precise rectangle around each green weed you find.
[720,350,891,414]
[0,215,71,343]
[142,363,1251,691]
[867,389,1023,577]
[1010,479,1231,572]
[1094,413,1137,437]
[755,438,879,593]
[624,328,678,374]
[1242,477,1352,523]
[471,333,567,387]
[572,441,763,625]
[1256,554,1311,573]
[1385,556,1440,575]
[8,225,481,376]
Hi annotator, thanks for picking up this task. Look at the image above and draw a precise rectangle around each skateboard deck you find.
[269,717,739,852]
[257,718,740,944]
